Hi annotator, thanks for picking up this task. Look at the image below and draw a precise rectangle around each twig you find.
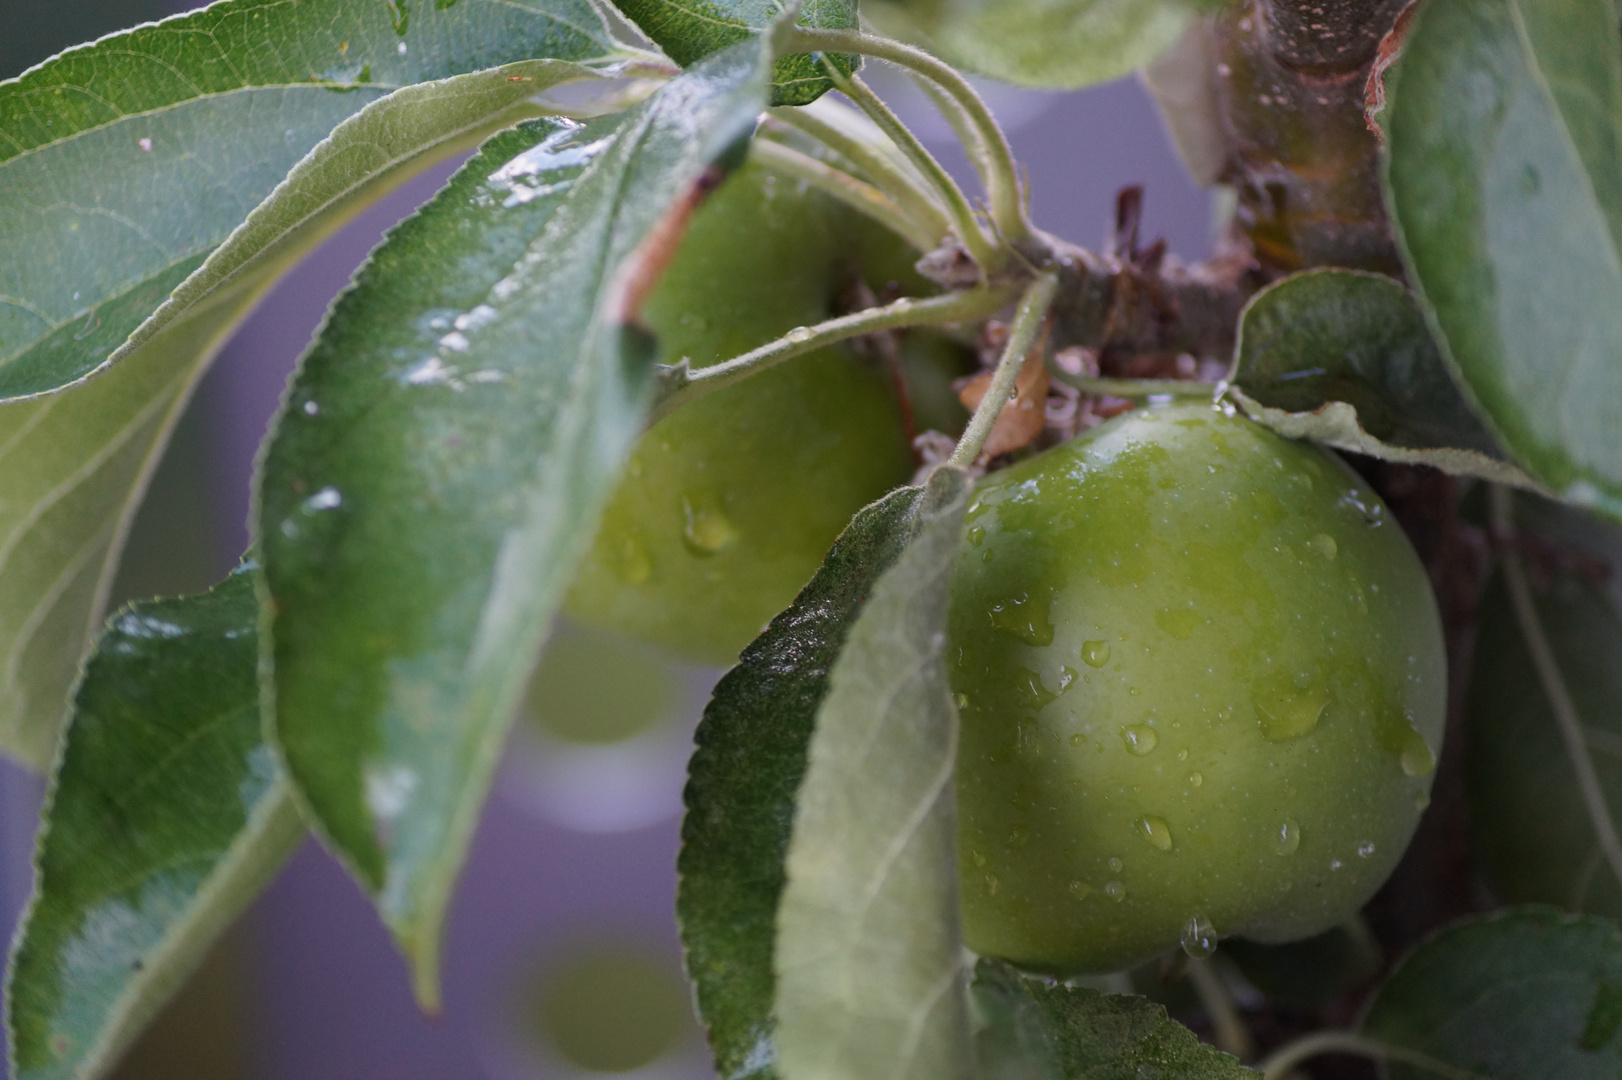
[949,271,1057,466]
[817,69,999,272]
[764,106,952,245]
[650,283,1018,425]
[1258,1030,1488,1080]
[778,26,1031,248]
[1185,958,1254,1062]
[749,138,938,252]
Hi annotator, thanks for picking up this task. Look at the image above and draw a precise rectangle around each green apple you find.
[565,162,932,664]
[949,403,1445,973]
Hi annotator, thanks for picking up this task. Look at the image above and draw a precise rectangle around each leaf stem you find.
[949,271,1057,466]
[749,138,938,252]
[765,106,953,246]
[649,283,1019,425]
[780,27,1031,248]
[819,68,1000,272]
[1490,484,1622,893]
[1185,958,1254,1062]
[1258,1030,1489,1080]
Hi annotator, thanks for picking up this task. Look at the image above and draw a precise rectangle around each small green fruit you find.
[949,404,1445,973]
[565,163,924,664]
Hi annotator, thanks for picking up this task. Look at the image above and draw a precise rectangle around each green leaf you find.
[676,484,927,1080]
[1467,494,1622,919]
[1362,908,1622,1077]
[0,298,252,770]
[0,0,622,400]
[0,0,634,769]
[969,959,1257,1080]
[863,0,1193,90]
[1141,17,1227,187]
[6,564,304,1080]
[775,465,973,1080]
[0,58,624,773]
[1383,0,1622,518]
[257,40,771,1008]
[1228,269,1537,487]
[610,0,855,106]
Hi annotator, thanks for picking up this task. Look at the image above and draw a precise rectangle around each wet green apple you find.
[949,403,1445,973]
[565,162,931,664]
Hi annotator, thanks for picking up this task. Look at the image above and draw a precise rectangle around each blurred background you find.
[0,6,1208,1078]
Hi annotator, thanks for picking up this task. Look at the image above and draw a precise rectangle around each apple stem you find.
[763,106,955,249]
[1257,1030,1487,1080]
[778,26,1031,256]
[748,139,940,252]
[949,271,1058,467]
[647,282,1020,426]
[1490,484,1622,894]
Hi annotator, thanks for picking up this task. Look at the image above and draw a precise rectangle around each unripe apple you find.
[565,163,925,664]
[949,403,1445,973]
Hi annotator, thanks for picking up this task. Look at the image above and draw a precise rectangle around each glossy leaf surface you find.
[1384,0,1622,517]
[0,0,630,770]
[864,0,1192,90]
[0,0,618,400]
[678,485,926,1080]
[7,565,304,1080]
[1229,269,1535,486]
[612,0,855,105]
[1362,908,1622,1078]
[0,298,249,770]
[1467,494,1622,919]
[970,960,1256,1080]
[258,42,770,1006]
[776,466,972,1080]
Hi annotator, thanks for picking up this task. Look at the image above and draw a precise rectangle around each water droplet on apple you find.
[1307,533,1338,560]
[989,591,1055,646]
[1080,639,1111,667]
[1104,880,1126,901]
[613,538,652,584]
[1357,841,1375,858]
[1275,819,1301,856]
[1012,668,1057,710]
[1139,814,1173,851]
[1120,724,1159,755]
[1254,683,1327,741]
[1187,771,1203,788]
[1399,731,1436,777]
[681,498,738,555]
[1108,857,1123,872]
[1069,880,1091,900]
[1180,914,1217,959]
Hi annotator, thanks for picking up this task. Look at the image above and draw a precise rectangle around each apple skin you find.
[564,163,924,664]
[948,403,1445,973]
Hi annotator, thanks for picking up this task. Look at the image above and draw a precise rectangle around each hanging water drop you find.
[1180,914,1217,959]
